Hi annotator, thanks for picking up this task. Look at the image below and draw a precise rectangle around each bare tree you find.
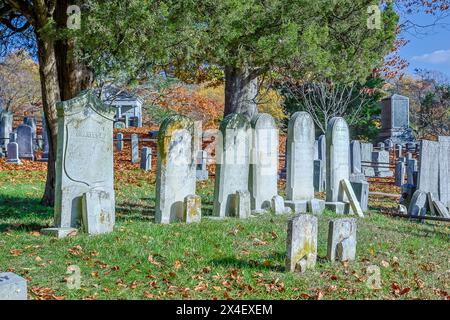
[282,82,369,133]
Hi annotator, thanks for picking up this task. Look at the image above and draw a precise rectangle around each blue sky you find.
[399,11,450,79]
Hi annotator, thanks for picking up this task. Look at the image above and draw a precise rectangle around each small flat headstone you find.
[81,190,115,235]
[234,190,251,219]
[286,214,318,273]
[327,218,357,262]
[0,272,27,300]
[140,147,152,171]
[271,195,285,215]
[183,194,201,223]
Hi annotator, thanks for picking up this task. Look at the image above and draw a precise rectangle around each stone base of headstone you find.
[307,199,325,214]
[408,190,428,217]
[325,202,349,214]
[183,195,202,223]
[351,181,369,212]
[81,190,115,235]
[284,200,308,214]
[271,195,285,215]
[327,218,357,262]
[41,227,78,238]
[313,160,325,192]
[0,272,27,300]
[6,158,22,165]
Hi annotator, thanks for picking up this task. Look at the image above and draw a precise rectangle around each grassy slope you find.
[0,170,448,300]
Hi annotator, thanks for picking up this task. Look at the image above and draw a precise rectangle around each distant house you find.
[103,88,143,128]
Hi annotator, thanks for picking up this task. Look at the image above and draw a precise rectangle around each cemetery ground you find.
[0,167,448,300]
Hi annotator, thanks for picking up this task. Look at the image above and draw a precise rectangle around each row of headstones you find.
[41,91,365,238]
[286,215,357,273]
[401,137,450,218]
[1,114,49,163]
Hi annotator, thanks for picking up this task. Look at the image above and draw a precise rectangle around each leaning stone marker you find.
[326,117,350,213]
[0,272,27,300]
[409,190,428,217]
[327,218,357,262]
[155,115,196,224]
[438,136,450,207]
[285,112,324,214]
[249,113,278,211]
[433,200,450,218]
[234,190,251,219]
[340,180,364,217]
[213,113,250,218]
[286,214,318,273]
[417,140,440,198]
[41,90,115,237]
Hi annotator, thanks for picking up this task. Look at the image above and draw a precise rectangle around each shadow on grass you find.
[210,252,285,272]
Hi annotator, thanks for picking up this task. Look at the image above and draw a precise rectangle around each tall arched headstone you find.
[249,113,278,211]
[0,111,13,149]
[41,91,115,238]
[213,113,251,218]
[285,112,324,214]
[16,124,34,160]
[155,115,196,224]
[326,117,350,213]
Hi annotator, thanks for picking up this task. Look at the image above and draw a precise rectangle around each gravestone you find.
[350,140,365,182]
[409,190,428,217]
[313,159,325,192]
[234,190,251,219]
[325,117,350,213]
[285,112,324,214]
[116,133,124,151]
[271,195,285,215]
[417,140,440,198]
[372,150,393,177]
[155,115,196,224]
[0,272,27,300]
[433,200,450,218]
[378,94,415,143]
[183,194,201,223]
[213,113,251,218]
[395,160,406,187]
[327,218,357,262]
[249,113,278,211]
[131,133,139,163]
[41,114,49,161]
[41,91,115,237]
[16,124,34,160]
[340,179,364,217]
[398,204,408,215]
[140,146,152,171]
[351,180,369,212]
[286,214,318,273]
[6,142,21,165]
[23,116,37,148]
[0,111,13,149]
[361,143,375,177]
[196,150,209,181]
[438,136,450,207]
[82,190,115,235]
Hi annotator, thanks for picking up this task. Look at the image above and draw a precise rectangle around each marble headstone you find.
[16,124,34,160]
[140,146,152,171]
[183,194,202,223]
[417,140,440,198]
[131,133,139,163]
[327,218,357,262]
[438,136,450,207]
[0,272,27,300]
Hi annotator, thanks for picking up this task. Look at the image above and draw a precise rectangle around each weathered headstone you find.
[81,190,115,235]
[432,200,450,218]
[16,124,34,160]
[372,150,393,177]
[0,272,27,300]
[351,180,369,212]
[407,158,418,186]
[249,114,278,211]
[41,91,115,237]
[196,150,209,181]
[131,133,139,163]
[6,142,21,165]
[155,115,196,224]
[183,194,202,223]
[417,140,440,198]
[327,218,357,262]
[378,94,414,143]
[325,117,350,213]
[286,214,318,273]
[395,160,406,187]
[409,190,428,217]
[116,133,124,151]
[340,179,364,217]
[213,113,250,218]
[313,159,325,192]
[271,195,285,215]
[361,143,375,177]
[0,111,13,149]
[234,190,251,219]
[438,136,450,207]
[285,112,324,214]
[140,146,152,171]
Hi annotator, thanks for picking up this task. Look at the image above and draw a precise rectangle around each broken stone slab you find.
[0,272,27,300]
[284,200,308,214]
[234,190,251,219]
[183,194,201,223]
[408,190,428,217]
[327,218,357,262]
[81,190,115,235]
[432,200,450,218]
[340,179,364,217]
[41,227,78,238]
[286,214,318,273]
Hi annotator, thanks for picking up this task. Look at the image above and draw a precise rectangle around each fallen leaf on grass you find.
[10,249,22,257]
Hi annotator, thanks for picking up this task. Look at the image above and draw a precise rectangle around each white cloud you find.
[412,50,450,64]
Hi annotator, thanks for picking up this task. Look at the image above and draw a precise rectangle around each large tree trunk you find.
[224,66,259,120]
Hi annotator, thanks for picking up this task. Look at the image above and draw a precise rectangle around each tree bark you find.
[224,66,259,120]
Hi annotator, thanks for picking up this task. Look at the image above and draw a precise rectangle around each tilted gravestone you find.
[285,112,324,214]
[433,200,450,218]
[155,115,196,224]
[0,272,27,300]
[327,218,357,262]
[286,214,318,273]
[131,133,139,163]
[372,150,393,177]
[409,190,428,217]
[325,117,351,213]
[417,140,440,198]
[16,124,34,160]
[249,113,278,211]
[213,113,251,218]
[41,91,115,238]
[438,136,450,208]
[0,111,13,149]
[140,146,152,171]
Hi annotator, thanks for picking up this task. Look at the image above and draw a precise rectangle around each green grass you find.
[0,170,448,300]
